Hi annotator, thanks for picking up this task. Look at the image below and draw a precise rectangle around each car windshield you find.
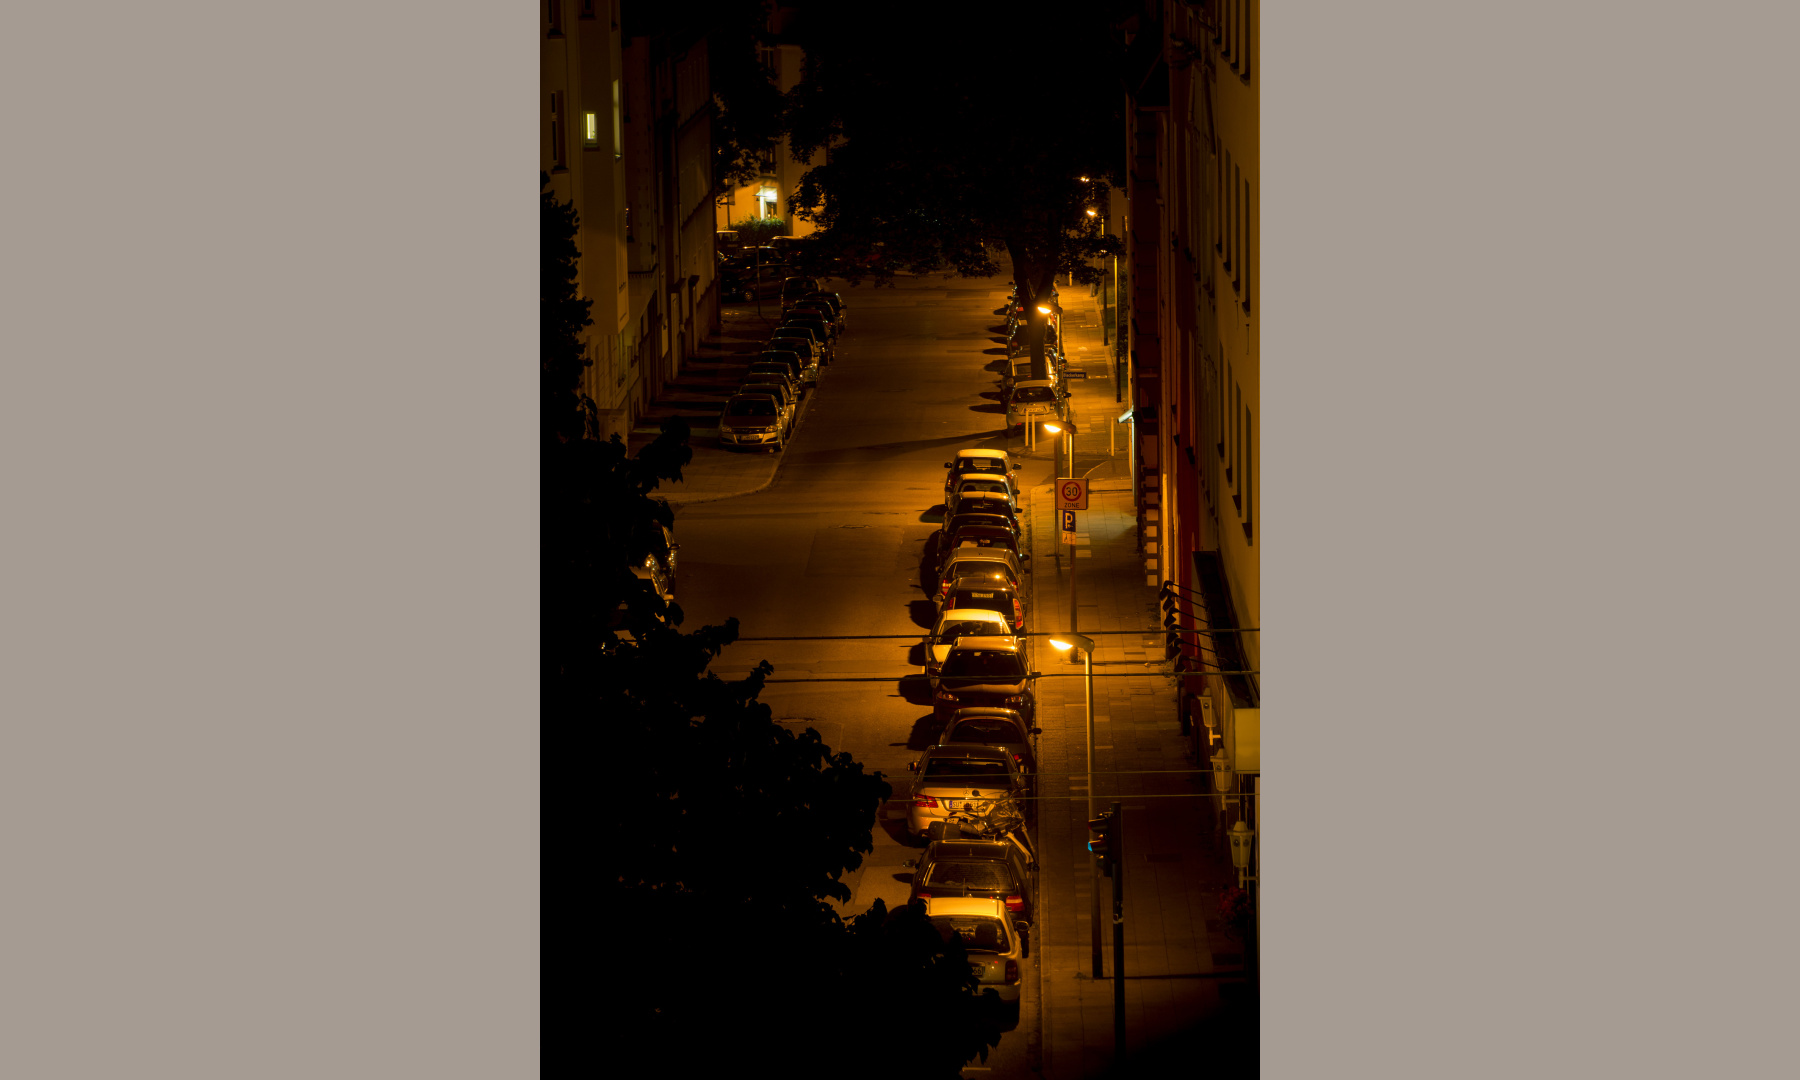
[1013,386,1056,403]
[924,860,1013,890]
[949,593,1011,618]
[955,458,1008,474]
[948,717,1026,743]
[949,528,1015,548]
[940,650,1026,679]
[959,480,1008,495]
[742,384,787,403]
[778,325,818,341]
[942,565,1012,586]
[928,915,1012,954]
[748,366,790,380]
[937,618,1003,641]
[923,758,1012,779]
[726,399,776,417]
[771,337,813,355]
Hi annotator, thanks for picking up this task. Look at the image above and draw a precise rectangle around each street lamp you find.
[1048,631,1101,976]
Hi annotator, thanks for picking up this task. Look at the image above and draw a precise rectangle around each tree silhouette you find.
[781,2,1128,379]
[544,175,1006,1076]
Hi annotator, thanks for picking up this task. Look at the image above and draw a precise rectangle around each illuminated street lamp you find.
[1048,631,1101,975]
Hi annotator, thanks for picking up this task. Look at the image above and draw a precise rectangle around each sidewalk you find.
[624,303,807,505]
[1017,288,1257,1077]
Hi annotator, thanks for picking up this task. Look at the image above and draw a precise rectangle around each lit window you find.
[612,79,622,159]
[583,112,599,148]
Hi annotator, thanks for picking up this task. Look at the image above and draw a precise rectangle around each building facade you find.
[544,0,720,444]
[1124,0,1259,818]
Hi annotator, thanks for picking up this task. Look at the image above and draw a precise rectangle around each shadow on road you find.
[897,676,937,708]
[969,403,1007,415]
[919,506,944,524]
[982,346,1009,354]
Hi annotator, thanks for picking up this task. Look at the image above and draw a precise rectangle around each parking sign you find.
[1058,478,1088,510]
[1061,509,1077,546]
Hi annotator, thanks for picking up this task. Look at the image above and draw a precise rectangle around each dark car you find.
[768,333,817,366]
[905,742,1030,844]
[944,511,1021,546]
[780,275,820,311]
[948,494,1019,529]
[940,576,1025,633]
[775,321,831,363]
[804,291,846,329]
[744,363,799,401]
[942,708,1040,794]
[757,347,815,388]
[909,838,1035,920]
[933,637,1034,723]
[788,304,838,335]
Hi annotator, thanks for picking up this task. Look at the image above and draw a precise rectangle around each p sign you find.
[1057,478,1088,510]
[1060,510,1077,546]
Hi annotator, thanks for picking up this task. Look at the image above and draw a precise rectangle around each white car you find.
[924,607,1015,685]
[922,896,1028,1009]
[1005,379,1065,430]
[948,475,1018,517]
[943,448,1021,506]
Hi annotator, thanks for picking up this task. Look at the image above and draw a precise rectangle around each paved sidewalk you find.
[625,303,813,505]
[1015,288,1258,1077]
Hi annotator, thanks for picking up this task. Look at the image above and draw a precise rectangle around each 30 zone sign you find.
[1057,479,1088,510]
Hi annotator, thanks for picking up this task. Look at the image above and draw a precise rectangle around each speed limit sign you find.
[1057,478,1088,510]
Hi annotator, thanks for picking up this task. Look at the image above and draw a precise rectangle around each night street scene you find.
[545,2,1259,1075]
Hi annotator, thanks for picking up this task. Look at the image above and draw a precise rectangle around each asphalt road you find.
[674,273,1051,1077]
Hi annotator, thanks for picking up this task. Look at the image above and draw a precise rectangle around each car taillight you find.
[915,892,932,901]
[1013,600,1023,622]
[1005,959,1019,984]
[1003,694,1028,706]
[935,688,956,701]
[1013,753,1024,765]
[915,795,939,808]
[1005,894,1025,913]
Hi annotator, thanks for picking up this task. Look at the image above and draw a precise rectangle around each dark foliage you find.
[544,171,1004,1075]
[781,1,1130,378]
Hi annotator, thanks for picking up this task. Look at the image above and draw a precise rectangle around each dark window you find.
[948,717,1026,743]
[928,916,1013,953]
[924,861,1012,889]
[547,0,563,37]
[940,651,1027,679]
[547,92,567,171]
[922,760,1012,779]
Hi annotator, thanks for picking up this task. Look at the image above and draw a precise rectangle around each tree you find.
[542,175,1006,1076]
[782,2,1129,380]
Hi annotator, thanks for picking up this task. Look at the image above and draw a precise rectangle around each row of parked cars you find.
[997,282,1073,432]
[895,446,1048,1017]
[718,279,847,452]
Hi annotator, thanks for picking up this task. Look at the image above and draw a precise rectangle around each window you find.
[578,0,595,17]
[1242,0,1254,81]
[1242,173,1252,312]
[582,111,599,149]
[546,0,563,37]
[612,79,622,159]
[548,92,567,172]
[1243,406,1254,542]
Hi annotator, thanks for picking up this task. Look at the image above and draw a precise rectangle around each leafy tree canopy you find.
[781,1,1130,377]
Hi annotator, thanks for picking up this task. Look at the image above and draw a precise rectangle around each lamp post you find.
[1042,420,1078,653]
[1049,632,1100,976]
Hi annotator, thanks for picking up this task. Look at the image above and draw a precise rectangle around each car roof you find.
[926,742,1014,761]
[952,449,1010,461]
[949,706,1026,723]
[922,896,1011,919]
[938,607,1010,624]
[925,839,1014,859]
[1014,378,1057,388]
[727,392,777,403]
[944,636,1020,654]
[942,548,1019,564]
[950,575,1016,592]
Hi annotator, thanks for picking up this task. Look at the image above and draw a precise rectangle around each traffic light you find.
[1088,812,1117,876]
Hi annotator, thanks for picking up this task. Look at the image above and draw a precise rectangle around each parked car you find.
[943,449,1021,505]
[744,361,799,400]
[935,549,1025,608]
[717,393,785,452]
[782,314,837,355]
[922,896,1029,1014]
[780,275,820,312]
[943,510,1021,549]
[933,637,1035,723]
[1005,379,1065,430]
[767,332,818,368]
[942,708,1039,792]
[788,303,838,335]
[940,576,1025,633]
[755,348,815,388]
[947,493,1019,530]
[802,291,846,330]
[906,742,1028,841]
[948,475,1018,517]
[924,607,1016,685]
[738,380,796,437]
[912,839,1036,923]
[775,321,832,364]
